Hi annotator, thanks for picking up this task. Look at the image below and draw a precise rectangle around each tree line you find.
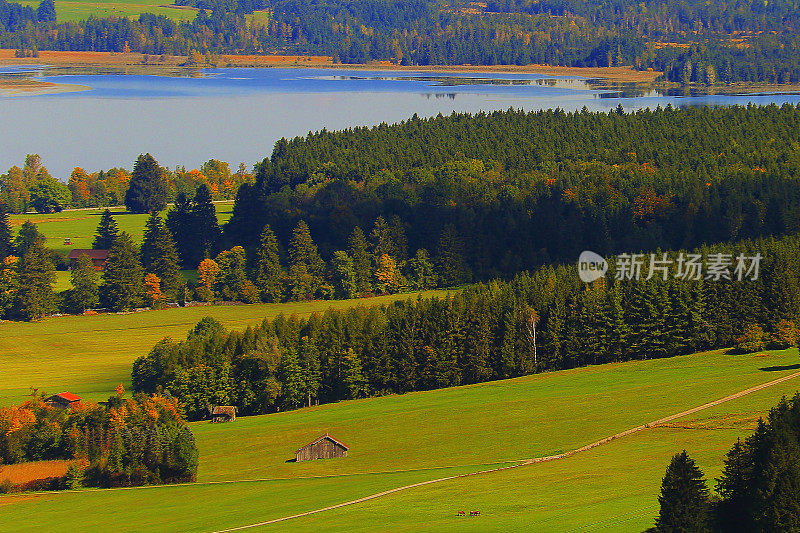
[0,387,197,491]
[652,393,800,532]
[226,104,800,281]
[131,232,800,421]
[3,0,800,81]
[0,153,251,214]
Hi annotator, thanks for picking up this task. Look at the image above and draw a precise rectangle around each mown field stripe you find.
[215,370,800,531]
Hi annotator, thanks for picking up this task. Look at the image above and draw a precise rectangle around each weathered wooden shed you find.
[210,406,237,423]
[295,434,348,462]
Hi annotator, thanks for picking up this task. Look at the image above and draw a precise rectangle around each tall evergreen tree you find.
[36,0,56,22]
[436,224,471,287]
[13,220,45,257]
[331,250,357,299]
[655,451,710,533]
[288,220,325,297]
[341,348,366,399]
[166,192,194,268]
[102,232,145,311]
[278,347,304,409]
[347,225,372,295]
[67,253,100,313]
[92,209,118,249]
[370,216,393,259]
[0,203,12,261]
[141,214,184,301]
[191,184,221,265]
[252,224,285,303]
[13,238,55,321]
[125,154,167,214]
[298,336,321,407]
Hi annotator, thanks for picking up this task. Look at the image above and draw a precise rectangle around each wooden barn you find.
[67,249,110,271]
[44,392,82,410]
[295,434,348,462]
[209,406,236,423]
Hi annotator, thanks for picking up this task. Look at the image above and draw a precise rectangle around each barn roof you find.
[212,406,236,415]
[296,433,349,453]
[67,249,109,260]
[48,392,82,403]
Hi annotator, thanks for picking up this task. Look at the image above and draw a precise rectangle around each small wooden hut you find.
[44,392,82,410]
[210,406,236,423]
[295,434,348,462]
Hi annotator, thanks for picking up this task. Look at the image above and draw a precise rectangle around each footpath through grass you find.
[0,348,797,531]
[0,291,448,406]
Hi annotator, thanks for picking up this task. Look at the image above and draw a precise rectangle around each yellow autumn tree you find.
[144,273,163,307]
[374,254,404,294]
[197,258,220,302]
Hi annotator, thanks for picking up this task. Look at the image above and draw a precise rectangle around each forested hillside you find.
[133,232,800,419]
[2,0,800,80]
[226,104,800,281]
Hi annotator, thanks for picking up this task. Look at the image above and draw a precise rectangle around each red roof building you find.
[45,392,82,409]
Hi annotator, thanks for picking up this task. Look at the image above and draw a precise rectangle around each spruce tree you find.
[347,225,372,295]
[655,451,710,533]
[370,216,393,259]
[0,203,12,261]
[252,224,285,303]
[14,220,45,257]
[125,154,167,214]
[191,184,221,266]
[36,0,56,22]
[92,209,118,249]
[278,347,304,409]
[341,348,366,399]
[166,192,194,268]
[405,248,437,290]
[388,215,409,262]
[288,220,325,296]
[68,253,100,312]
[298,336,321,407]
[13,239,55,321]
[141,214,184,301]
[102,232,145,311]
[436,224,471,287]
[331,251,357,299]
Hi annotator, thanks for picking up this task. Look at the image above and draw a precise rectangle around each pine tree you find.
[347,226,372,295]
[278,347,304,409]
[388,215,409,262]
[125,154,167,214]
[36,0,56,22]
[13,239,55,321]
[655,451,710,533]
[102,232,145,311]
[252,224,285,303]
[68,253,100,312]
[298,336,321,407]
[192,184,221,265]
[141,214,184,301]
[14,220,45,257]
[92,209,118,249]
[331,250,357,299]
[715,438,754,532]
[0,203,13,261]
[165,193,194,268]
[370,216,393,258]
[436,224,471,287]
[405,248,437,291]
[288,221,325,297]
[341,348,366,399]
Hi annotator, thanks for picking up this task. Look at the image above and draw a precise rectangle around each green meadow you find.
[16,0,198,22]
[9,202,233,256]
[0,290,448,406]
[1,348,798,531]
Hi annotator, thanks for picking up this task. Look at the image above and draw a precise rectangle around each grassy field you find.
[0,347,798,531]
[15,0,198,22]
[9,201,233,256]
[0,290,448,406]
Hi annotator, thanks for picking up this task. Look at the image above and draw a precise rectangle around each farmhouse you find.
[210,406,237,423]
[295,434,349,462]
[44,392,82,410]
[67,249,110,271]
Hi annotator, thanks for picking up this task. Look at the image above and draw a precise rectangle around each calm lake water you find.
[2,66,800,177]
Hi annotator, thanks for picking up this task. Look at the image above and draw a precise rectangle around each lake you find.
[1,66,800,177]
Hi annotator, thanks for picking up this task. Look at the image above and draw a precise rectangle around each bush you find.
[734,324,768,353]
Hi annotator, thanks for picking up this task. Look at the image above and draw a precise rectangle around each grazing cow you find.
[457,511,466,516]
[470,510,481,517]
